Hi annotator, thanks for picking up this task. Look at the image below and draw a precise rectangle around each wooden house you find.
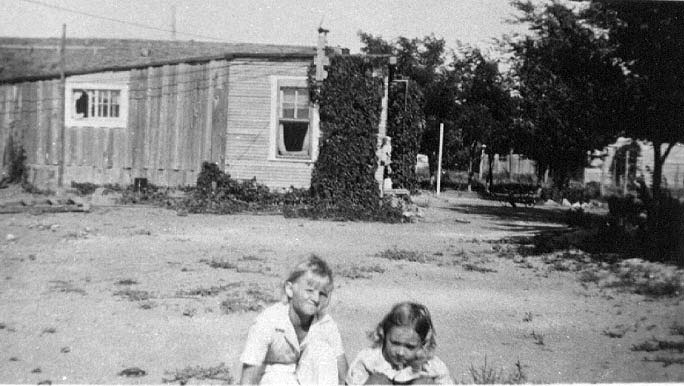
[0,37,323,190]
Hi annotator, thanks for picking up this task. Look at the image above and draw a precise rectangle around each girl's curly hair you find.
[368,302,437,357]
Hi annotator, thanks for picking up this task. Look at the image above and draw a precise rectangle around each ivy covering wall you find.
[387,80,424,192]
[306,55,403,221]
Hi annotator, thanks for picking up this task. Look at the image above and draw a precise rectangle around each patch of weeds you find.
[603,325,628,338]
[200,258,237,270]
[37,380,52,385]
[220,284,279,314]
[376,248,426,263]
[114,289,153,302]
[162,363,233,385]
[9,357,19,361]
[176,283,241,297]
[49,280,86,296]
[632,338,684,352]
[236,264,273,275]
[644,355,684,367]
[182,308,197,317]
[41,327,57,335]
[462,263,497,273]
[522,312,533,323]
[671,322,684,336]
[530,330,545,346]
[139,301,157,310]
[118,367,147,378]
[31,367,41,373]
[337,265,385,280]
[60,347,70,353]
[115,279,138,286]
[240,254,265,262]
[468,356,527,384]
[603,259,683,298]
[578,269,601,284]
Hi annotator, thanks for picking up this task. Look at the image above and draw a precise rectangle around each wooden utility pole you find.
[57,24,66,187]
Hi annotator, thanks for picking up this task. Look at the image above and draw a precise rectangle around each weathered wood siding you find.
[225,60,315,189]
[0,80,63,187]
[1,57,315,189]
[0,60,230,188]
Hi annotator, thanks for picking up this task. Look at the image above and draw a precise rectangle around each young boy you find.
[239,255,348,385]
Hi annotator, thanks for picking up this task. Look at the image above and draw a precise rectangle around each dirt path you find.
[0,190,682,384]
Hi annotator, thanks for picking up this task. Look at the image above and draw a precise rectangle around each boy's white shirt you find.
[346,347,453,385]
[239,302,344,383]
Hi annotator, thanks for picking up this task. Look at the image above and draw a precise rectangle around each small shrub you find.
[71,182,99,196]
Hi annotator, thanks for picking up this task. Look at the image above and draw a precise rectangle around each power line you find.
[19,0,228,42]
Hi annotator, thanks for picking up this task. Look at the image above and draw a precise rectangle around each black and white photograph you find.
[0,0,682,384]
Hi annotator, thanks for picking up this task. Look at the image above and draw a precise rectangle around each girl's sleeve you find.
[239,316,271,366]
[345,350,370,385]
[428,356,454,385]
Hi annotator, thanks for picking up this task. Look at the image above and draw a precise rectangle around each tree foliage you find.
[592,0,684,200]
[508,0,625,187]
[359,32,452,174]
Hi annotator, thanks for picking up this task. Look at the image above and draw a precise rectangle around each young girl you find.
[346,302,453,385]
[239,255,348,385]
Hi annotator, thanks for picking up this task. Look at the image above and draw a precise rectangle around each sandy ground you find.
[0,186,682,384]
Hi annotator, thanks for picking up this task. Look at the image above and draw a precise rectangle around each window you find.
[270,77,317,161]
[65,82,128,127]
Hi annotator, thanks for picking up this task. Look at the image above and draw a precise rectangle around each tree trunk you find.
[467,142,478,192]
[652,140,663,202]
[487,153,494,192]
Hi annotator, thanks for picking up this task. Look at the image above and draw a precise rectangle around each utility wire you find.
[19,0,228,42]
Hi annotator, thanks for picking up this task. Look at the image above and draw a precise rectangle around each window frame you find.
[65,81,129,128]
[269,76,318,162]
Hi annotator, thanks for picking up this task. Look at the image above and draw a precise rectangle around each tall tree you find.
[593,0,684,201]
[449,48,518,190]
[508,0,625,187]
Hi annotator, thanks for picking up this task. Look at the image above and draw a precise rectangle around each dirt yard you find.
[0,187,682,384]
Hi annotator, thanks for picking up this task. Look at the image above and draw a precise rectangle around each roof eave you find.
[0,51,315,84]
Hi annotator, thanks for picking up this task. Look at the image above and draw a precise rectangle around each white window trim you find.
[268,76,319,163]
[65,81,129,128]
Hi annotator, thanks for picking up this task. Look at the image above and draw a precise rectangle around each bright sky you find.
[1,0,531,54]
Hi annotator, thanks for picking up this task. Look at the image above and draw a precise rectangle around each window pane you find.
[279,121,309,153]
[74,89,88,118]
[296,108,309,119]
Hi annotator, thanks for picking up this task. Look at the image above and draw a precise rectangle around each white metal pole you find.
[437,123,444,195]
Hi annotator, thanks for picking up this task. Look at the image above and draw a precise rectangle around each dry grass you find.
[463,263,497,273]
[49,280,86,295]
[219,284,280,314]
[468,356,527,384]
[176,283,242,297]
[162,363,233,385]
[336,264,385,279]
[113,289,153,302]
[200,258,237,270]
[376,248,426,263]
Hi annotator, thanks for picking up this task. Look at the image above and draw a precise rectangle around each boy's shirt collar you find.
[273,302,331,354]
